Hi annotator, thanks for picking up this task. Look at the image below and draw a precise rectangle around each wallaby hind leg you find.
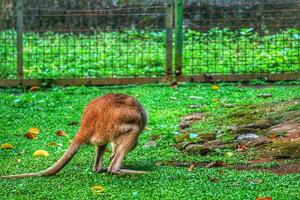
[93,144,107,173]
[107,130,147,175]
[109,142,116,161]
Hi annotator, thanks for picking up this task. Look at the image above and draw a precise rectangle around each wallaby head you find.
[2,93,147,179]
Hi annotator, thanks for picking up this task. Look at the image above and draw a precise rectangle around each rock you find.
[237,133,269,147]
[184,144,213,156]
[237,133,259,141]
[179,113,204,129]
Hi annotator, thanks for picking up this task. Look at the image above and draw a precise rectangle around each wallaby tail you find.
[1,141,81,179]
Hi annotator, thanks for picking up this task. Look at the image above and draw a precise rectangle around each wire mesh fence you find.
[22,1,167,79]
[0,0,300,86]
[0,0,16,80]
[182,0,300,76]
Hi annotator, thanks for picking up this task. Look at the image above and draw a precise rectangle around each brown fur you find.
[1,93,147,179]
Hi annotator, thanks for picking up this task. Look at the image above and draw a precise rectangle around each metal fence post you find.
[175,0,183,82]
[165,1,173,82]
[16,0,23,83]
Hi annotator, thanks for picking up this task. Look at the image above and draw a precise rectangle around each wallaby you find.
[2,93,147,179]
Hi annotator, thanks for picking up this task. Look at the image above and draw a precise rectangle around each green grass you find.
[1,28,300,79]
[0,83,300,199]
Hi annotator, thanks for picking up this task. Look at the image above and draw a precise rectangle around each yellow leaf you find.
[211,85,220,90]
[1,143,13,149]
[33,150,49,157]
[91,185,105,194]
[28,127,40,134]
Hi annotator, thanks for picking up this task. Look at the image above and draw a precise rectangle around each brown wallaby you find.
[1,93,147,179]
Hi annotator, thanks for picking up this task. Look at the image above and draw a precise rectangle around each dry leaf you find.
[1,143,13,149]
[256,197,272,200]
[211,85,220,90]
[56,130,68,137]
[188,163,196,172]
[208,175,220,183]
[91,185,105,194]
[206,160,226,168]
[237,144,248,151]
[67,121,79,126]
[29,86,40,92]
[48,142,56,146]
[33,150,49,157]
[24,132,37,139]
[28,127,40,134]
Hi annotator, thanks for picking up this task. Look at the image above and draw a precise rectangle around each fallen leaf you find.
[256,197,272,200]
[170,82,177,88]
[48,141,56,146]
[145,127,152,131]
[33,150,49,157]
[237,144,248,151]
[155,162,162,166]
[206,160,226,168]
[91,185,105,194]
[57,143,63,147]
[248,179,263,184]
[226,152,233,157]
[188,96,203,100]
[211,85,220,90]
[19,150,25,155]
[29,86,40,92]
[24,132,37,139]
[188,163,196,172]
[56,130,68,137]
[17,159,22,163]
[67,121,79,126]
[188,104,200,109]
[28,127,40,134]
[208,175,219,183]
[143,140,157,148]
[1,143,13,149]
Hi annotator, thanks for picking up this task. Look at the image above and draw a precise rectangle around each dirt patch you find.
[179,112,204,130]
[268,122,300,142]
[156,160,300,175]
[232,163,300,175]
[174,99,300,171]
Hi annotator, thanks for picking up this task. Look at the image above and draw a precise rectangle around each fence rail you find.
[0,0,300,87]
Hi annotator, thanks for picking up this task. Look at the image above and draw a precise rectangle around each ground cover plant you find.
[1,28,300,79]
[0,83,300,199]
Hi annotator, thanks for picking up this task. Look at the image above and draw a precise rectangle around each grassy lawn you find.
[0,83,300,199]
[1,28,300,79]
